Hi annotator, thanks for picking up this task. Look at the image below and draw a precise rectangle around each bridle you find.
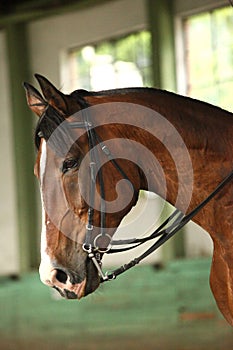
[67,100,233,283]
[69,105,137,280]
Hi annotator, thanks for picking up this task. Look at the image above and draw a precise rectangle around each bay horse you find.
[24,74,233,326]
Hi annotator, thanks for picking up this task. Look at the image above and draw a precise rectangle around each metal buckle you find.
[86,224,94,231]
[104,271,116,281]
[89,162,96,182]
[82,243,92,254]
[94,234,112,253]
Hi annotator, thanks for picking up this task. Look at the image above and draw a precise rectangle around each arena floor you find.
[0,258,232,350]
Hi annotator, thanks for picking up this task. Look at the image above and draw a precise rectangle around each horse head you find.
[24,75,142,299]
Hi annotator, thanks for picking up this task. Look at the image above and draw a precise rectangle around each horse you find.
[24,74,233,326]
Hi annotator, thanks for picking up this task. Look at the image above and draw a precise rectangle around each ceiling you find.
[0,0,92,16]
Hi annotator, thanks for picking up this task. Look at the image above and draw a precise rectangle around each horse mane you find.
[71,87,152,98]
[71,86,232,117]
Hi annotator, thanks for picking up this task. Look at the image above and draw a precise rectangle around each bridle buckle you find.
[86,224,94,231]
[93,233,112,253]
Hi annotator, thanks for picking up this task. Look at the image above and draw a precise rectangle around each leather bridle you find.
[67,102,233,283]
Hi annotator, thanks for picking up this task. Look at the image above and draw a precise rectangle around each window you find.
[68,31,152,91]
[184,6,233,111]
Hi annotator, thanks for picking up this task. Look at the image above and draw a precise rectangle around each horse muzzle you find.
[39,258,100,299]
[51,269,87,299]
[39,267,86,299]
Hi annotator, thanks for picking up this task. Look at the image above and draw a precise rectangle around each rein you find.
[68,104,233,283]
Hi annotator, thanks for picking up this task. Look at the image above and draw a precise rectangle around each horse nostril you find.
[55,269,68,284]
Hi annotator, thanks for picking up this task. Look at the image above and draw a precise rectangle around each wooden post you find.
[6,22,39,272]
[147,0,185,262]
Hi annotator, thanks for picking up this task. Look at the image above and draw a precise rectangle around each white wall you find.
[0,30,19,275]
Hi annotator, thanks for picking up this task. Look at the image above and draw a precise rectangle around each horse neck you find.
[87,89,233,214]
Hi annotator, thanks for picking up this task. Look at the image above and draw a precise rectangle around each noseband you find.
[68,101,233,283]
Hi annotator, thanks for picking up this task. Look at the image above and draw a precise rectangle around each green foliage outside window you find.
[69,31,152,91]
[185,7,233,111]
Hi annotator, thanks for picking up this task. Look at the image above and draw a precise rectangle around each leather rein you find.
[67,103,233,283]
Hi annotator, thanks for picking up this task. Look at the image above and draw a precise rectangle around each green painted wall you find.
[147,0,176,91]
[6,23,39,272]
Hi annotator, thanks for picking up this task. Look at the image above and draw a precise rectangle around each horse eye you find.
[62,158,79,174]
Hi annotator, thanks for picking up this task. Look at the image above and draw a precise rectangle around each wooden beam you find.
[6,23,39,272]
[0,0,109,27]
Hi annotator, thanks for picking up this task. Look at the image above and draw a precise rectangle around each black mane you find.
[71,87,150,98]
[35,105,65,150]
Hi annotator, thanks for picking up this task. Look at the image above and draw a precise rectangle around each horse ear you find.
[35,74,68,115]
[23,82,47,117]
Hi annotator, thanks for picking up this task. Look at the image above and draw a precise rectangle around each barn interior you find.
[0,0,233,349]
